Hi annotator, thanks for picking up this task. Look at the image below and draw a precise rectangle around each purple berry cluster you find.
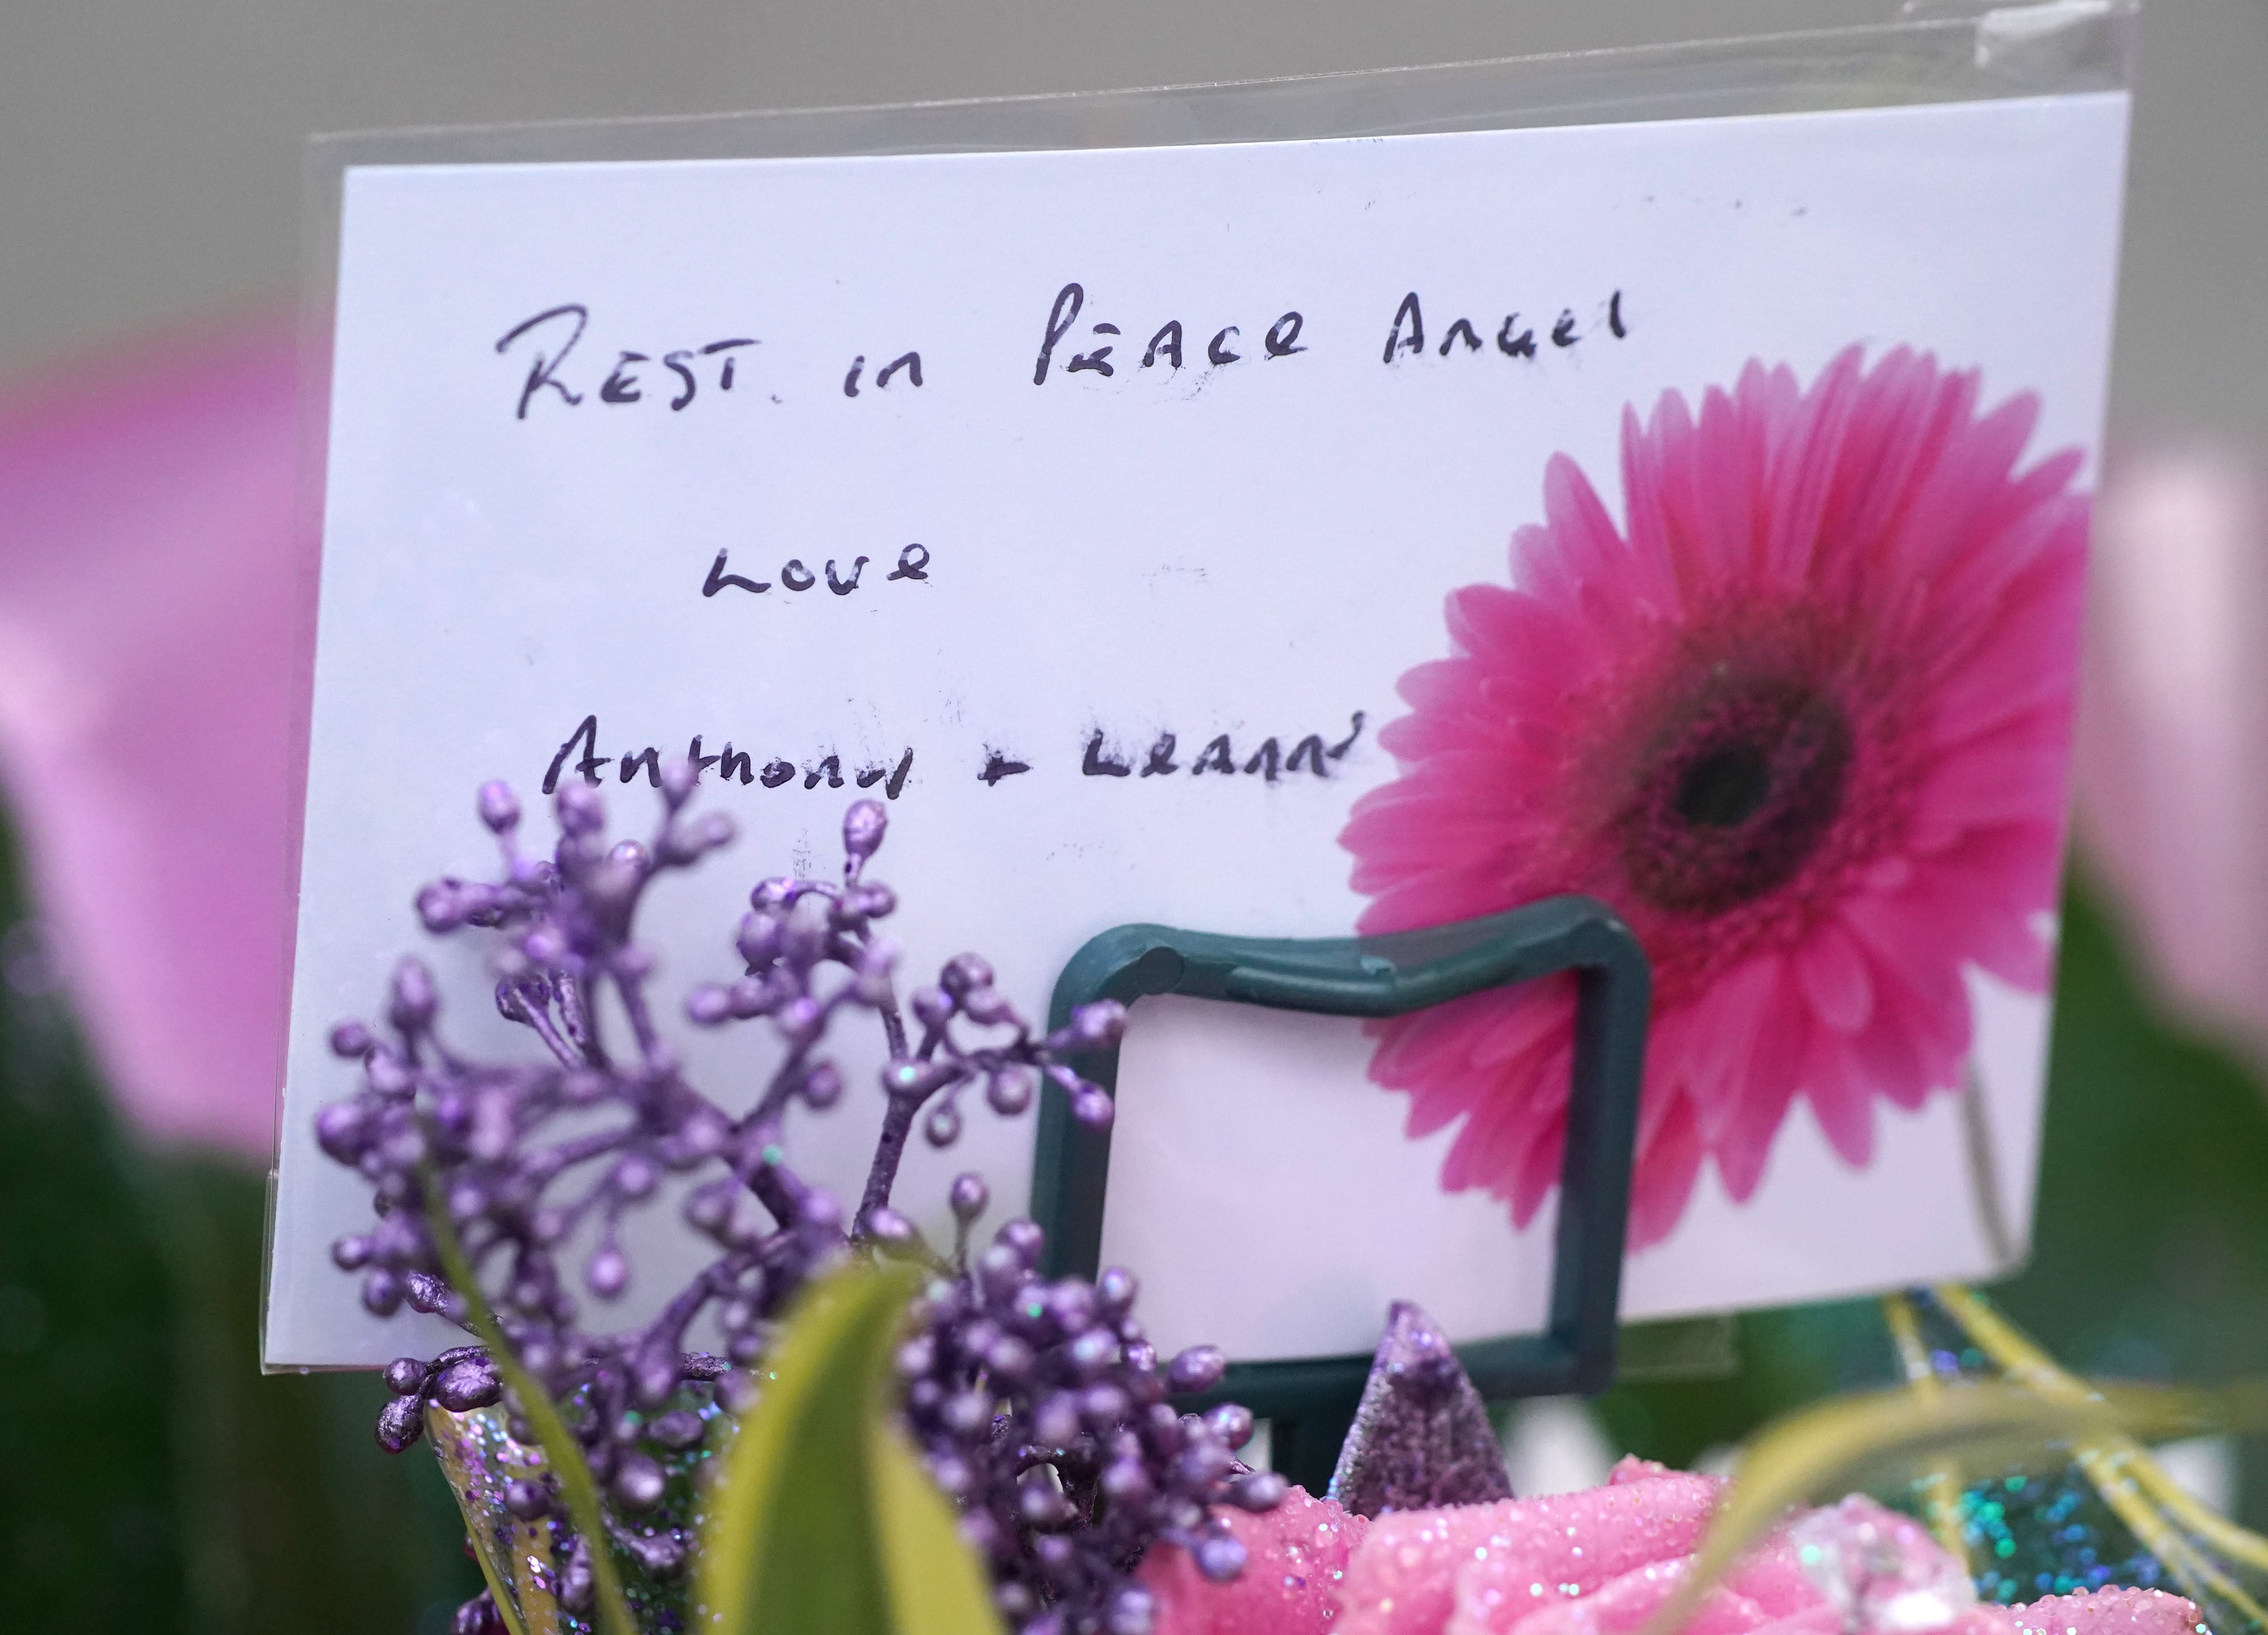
[315,768,1277,1634]
[902,1202,1286,1635]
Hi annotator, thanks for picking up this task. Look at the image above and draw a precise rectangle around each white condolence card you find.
[266,85,2129,1368]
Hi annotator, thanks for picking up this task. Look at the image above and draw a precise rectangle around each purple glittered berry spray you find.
[318,776,1275,1634]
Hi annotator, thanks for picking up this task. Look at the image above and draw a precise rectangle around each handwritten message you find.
[493,284,1632,422]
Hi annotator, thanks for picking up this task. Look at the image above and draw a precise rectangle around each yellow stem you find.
[1933,1284,2268,1629]
[1882,1292,1972,1568]
[423,1172,642,1635]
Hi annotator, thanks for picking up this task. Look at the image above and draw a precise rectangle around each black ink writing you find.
[497,304,589,419]
[1082,732,1132,777]
[1190,734,1236,775]
[844,349,925,397]
[1383,293,1425,363]
[600,350,645,404]
[544,713,609,789]
[545,715,1366,798]
[1385,290,1627,366]
[542,717,914,800]
[1070,322,1119,378]
[1090,713,1368,784]
[854,751,917,797]
[703,338,749,391]
[1035,283,1310,383]
[496,305,753,418]
[703,544,925,602]
[494,285,1628,417]
[979,748,1033,786]
[1033,283,1086,385]
[704,552,768,596]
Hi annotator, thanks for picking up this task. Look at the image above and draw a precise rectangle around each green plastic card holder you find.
[1031,896,1652,1493]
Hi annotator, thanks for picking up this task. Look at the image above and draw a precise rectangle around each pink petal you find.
[1673,956,1782,1137]
[1992,1587,2204,1635]
[1627,1094,1706,1249]
[1814,350,1942,581]
[1143,1486,1370,1635]
[1450,587,1592,687]
[1795,921,1875,1036]
[1801,1024,1877,1168]
[1339,1471,1724,1635]
[1440,1081,1556,1199]
[1529,455,1630,599]
[1924,550,2085,749]
[1713,1061,1796,1202]
[1909,737,2074,849]
[1837,896,1975,1091]
[1762,346,1866,594]
[1475,1556,1765,1635]
[1744,1609,1842,1635]
[1720,1537,1826,1620]
[1686,382,1768,588]
[1608,1455,1672,1484]
[1616,405,1690,621]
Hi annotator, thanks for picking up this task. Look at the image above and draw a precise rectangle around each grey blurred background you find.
[2,7,2266,1633]
[2,0,2263,438]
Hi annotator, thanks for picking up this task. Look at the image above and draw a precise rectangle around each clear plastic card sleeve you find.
[270,1,2135,1372]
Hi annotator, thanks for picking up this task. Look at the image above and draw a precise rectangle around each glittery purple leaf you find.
[1327,1300,1514,1518]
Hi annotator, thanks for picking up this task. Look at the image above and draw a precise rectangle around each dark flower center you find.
[1617,677,1851,916]
[1674,745,1774,830]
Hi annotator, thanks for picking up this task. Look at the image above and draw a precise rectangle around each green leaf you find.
[699,1260,1005,1635]
[870,1418,1002,1635]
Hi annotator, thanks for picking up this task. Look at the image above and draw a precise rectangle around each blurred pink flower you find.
[1342,348,2088,1247]
[0,315,299,1157]
[2076,445,2268,1070]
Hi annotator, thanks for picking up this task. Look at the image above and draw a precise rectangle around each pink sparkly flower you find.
[1341,346,2088,1246]
[1143,1469,2202,1635]
[1141,1483,1370,1635]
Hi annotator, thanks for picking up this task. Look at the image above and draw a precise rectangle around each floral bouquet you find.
[316,769,2256,1635]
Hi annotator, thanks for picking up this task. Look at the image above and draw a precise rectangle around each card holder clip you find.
[1032,896,1652,1493]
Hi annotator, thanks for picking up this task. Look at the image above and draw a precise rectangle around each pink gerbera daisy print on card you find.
[1340,346,2087,1249]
